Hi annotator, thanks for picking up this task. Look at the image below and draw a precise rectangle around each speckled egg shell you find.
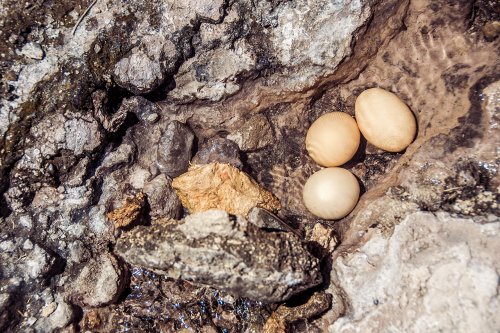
[302,167,360,220]
[306,112,360,167]
[355,88,417,152]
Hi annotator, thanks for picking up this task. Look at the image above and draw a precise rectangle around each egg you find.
[355,88,417,152]
[306,112,360,167]
[302,167,360,220]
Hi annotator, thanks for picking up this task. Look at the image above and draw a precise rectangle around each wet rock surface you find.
[116,210,322,303]
[0,0,498,331]
[79,267,272,332]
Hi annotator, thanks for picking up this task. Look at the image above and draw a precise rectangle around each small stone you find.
[308,222,337,256]
[227,114,274,152]
[113,50,164,94]
[106,192,146,229]
[146,113,159,123]
[263,292,332,333]
[482,21,500,41]
[172,163,281,216]
[191,137,242,168]
[22,239,33,250]
[156,121,195,177]
[64,117,103,155]
[20,42,44,60]
[82,309,102,329]
[92,90,129,133]
[67,254,126,307]
[142,175,182,220]
[41,302,57,317]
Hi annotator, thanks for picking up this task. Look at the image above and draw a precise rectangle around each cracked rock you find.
[172,163,281,216]
[142,174,182,220]
[115,210,322,302]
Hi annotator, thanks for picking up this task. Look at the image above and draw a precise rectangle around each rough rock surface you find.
[116,210,322,302]
[79,267,272,332]
[0,0,498,331]
[191,136,242,168]
[330,212,500,332]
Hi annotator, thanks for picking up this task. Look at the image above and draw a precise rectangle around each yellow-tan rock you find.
[172,163,281,216]
[107,192,146,228]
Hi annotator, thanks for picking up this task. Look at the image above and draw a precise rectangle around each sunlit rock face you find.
[330,212,500,333]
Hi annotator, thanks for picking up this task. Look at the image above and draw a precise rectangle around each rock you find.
[169,40,256,101]
[41,302,57,317]
[79,267,270,332]
[63,116,104,155]
[263,292,332,333]
[307,222,337,257]
[0,237,56,282]
[117,96,161,123]
[482,21,500,41]
[142,174,182,220]
[330,212,500,332]
[192,137,242,168]
[227,114,274,152]
[92,90,129,133]
[172,163,281,216]
[113,49,165,94]
[115,210,322,302]
[43,297,75,332]
[106,192,146,229]
[248,207,299,235]
[20,42,44,60]
[156,121,195,177]
[67,254,127,307]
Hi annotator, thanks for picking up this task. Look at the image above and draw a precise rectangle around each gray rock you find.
[117,96,161,123]
[192,137,242,168]
[92,90,129,133]
[248,207,299,235]
[113,49,164,94]
[156,121,195,177]
[227,114,274,152]
[20,42,44,60]
[0,237,56,283]
[66,254,127,307]
[64,116,103,155]
[330,212,500,333]
[142,174,182,220]
[115,210,322,302]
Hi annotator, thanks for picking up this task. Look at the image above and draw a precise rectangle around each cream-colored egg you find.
[355,88,417,152]
[303,167,360,220]
[306,112,360,167]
